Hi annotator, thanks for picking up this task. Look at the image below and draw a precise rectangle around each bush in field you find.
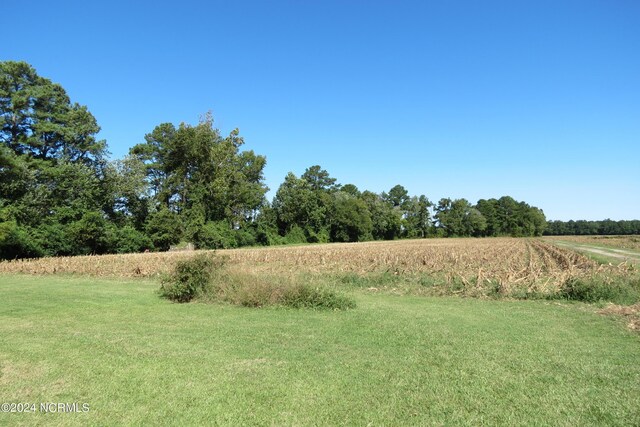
[558,277,640,305]
[159,254,225,302]
[281,284,356,310]
[220,275,355,310]
[161,256,356,310]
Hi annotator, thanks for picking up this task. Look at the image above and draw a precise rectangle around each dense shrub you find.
[159,254,224,302]
[228,280,282,308]
[227,279,355,310]
[254,225,286,246]
[146,208,183,251]
[558,277,640,305]
[192,220,238,249]
[306,228,330,244]
[29,223,74,256]
[66,212,113,255]
[158,251,355,309]
[281,284,356,310]
[109,225,154,253]
[283,225,308,244]
[234,227,257,248]
[0,221,44,259]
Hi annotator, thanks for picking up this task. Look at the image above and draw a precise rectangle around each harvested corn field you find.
[1,238,633,294]
[545,235,640,251]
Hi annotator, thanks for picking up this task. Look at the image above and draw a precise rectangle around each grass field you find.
[1,238,639,425]
[1,274,639,426]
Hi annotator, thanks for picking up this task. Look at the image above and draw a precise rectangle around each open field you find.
[1,275,639,426]
[1,238,635,299]
[546,235,640,251]
[2,238,639,425]
[545,236,640,265]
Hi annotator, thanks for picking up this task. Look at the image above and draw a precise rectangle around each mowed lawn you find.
[1,275,639,426]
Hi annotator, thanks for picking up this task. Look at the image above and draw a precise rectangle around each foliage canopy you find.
[0,61,567,260]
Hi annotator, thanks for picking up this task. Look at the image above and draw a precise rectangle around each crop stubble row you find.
[0,238,629,291]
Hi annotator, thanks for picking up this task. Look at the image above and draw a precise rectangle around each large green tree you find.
[328,192,373,242]
[383,184,410,208]
[0,60,558,257]
[0,61,106,164]
[475,197,546,237]
[404,195,432,238]
[0,61,112,257]
[360,191,402,240]
[435,198,487,237]
[131,114,268,245]
[272,172,328,240]
[301,165,338,191]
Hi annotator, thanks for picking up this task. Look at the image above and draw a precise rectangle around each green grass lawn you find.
[1,274,639,426]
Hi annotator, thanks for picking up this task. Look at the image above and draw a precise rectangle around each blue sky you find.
[5,0,639,220]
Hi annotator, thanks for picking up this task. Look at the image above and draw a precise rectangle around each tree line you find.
[1,61,549,259]
[545,219,640,236]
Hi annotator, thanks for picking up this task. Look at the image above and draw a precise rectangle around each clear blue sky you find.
[5,0,639,220]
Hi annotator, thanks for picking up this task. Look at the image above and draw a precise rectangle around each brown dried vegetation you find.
[1,238,633,292]
[549,235,640,251]
[598,303,640,331]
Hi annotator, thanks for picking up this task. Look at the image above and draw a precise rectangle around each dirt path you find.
[551,241,640,263]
